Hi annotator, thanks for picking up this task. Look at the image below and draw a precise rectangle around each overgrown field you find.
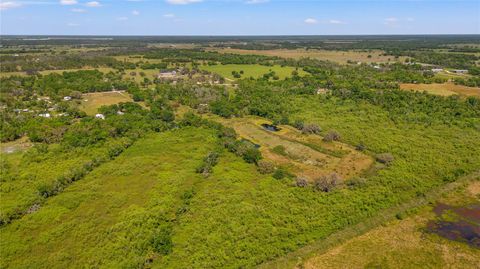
[2,102,479,268]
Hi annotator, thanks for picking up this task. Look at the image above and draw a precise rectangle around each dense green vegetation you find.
[0,36,479,268]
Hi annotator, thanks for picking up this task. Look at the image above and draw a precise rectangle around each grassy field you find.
[79,91,134,115]
[199,64,305,80]
[207,114,373,180]
[400,83,480,97]
[302,180,480,269]
[210,48,405,64]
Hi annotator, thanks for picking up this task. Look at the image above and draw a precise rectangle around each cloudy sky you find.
[0,0,479,35]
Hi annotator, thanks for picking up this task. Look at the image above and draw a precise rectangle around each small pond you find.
[261,123,281,132]
[426,203,480,248]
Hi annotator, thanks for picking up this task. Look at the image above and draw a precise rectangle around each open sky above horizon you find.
[0,0,479,35]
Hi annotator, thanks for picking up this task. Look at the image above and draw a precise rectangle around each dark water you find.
[261,123,281,132]
[427,203,480,248]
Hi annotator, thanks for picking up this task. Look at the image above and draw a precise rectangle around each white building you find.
[63,96,72,101]
[39,113,51,118]
[95,114,106,120]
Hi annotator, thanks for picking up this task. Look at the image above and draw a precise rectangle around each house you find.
[157,70,177,79]
[452,69,468,74]
[373,65,381,69]
[39,113,51,118]
[95,114,105,120]
[63,96,72,101]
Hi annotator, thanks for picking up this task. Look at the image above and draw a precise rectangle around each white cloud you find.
[384,17,398,26]
[245,0,269,4]
[86,1,101,7]
[0,1,22,10]
[67,22,80,26]
[60,0,77,5]
[304,18,318,24]
[163,13,175,18]
[71,8,86,12]
[166,0,202,5]
[117,16,128,21]
[406,17,415,22]
[132,10,140,15]
[328,19,345,25]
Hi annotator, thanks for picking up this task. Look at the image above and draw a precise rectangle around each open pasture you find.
[400,83,480,97]
[79,91,134,115]
[210,48,405,64]
[200,64,305,80]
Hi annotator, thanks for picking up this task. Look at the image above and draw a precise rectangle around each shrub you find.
[355,143,366,151]
[322,130,341,142]
[346,177,367,189]
[293,120,304,130]
[271,145,287,156]
[376,153,394,165]
[242,147,262,164]
[273,168,287,180]
[257,160,275,174]
[151,226,173,255]
[295,177,309,187]
[196,151,219,177]
[313,173,342,192]
[301,124,321,135]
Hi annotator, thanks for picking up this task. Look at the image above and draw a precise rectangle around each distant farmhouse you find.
[157,70,177,79]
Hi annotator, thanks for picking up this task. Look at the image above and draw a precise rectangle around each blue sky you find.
[1,0,479,35]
